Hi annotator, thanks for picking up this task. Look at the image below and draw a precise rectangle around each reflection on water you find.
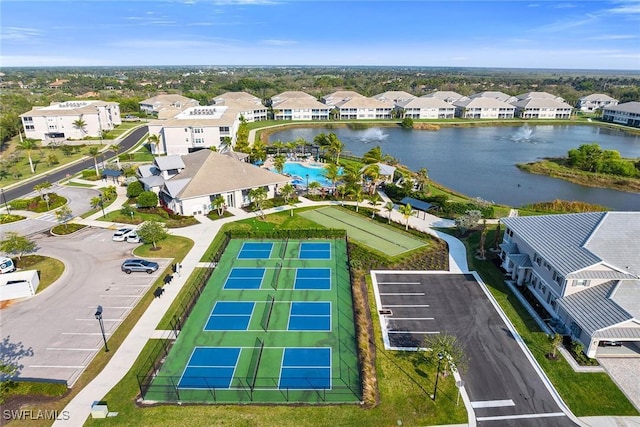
[269,125,640,210]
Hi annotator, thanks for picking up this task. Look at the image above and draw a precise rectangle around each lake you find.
[269,124,640,211]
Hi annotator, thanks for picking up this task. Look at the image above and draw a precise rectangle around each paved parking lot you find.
[371,271,579,427]
[0,228,170,386]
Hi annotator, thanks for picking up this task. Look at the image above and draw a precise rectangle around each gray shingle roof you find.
[155,155,185,171]
[556,281,632,335]
[603,101,640,114]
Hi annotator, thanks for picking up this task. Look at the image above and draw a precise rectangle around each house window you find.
[543,261,551,271]
[552,271,563,284]
[193,128,203,134]
[574,279,590,287]
[194,138,204,144]
[25,125,35,130]
[533,254,541,265]
[23,117,33,122]
[220,126,230,133]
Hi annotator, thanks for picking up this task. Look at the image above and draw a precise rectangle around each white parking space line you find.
[477,412,565,422]
[383,304,430,308]
[471,399,515,408]
[62,332,113,336]
[379,292,425,296]
[46,348,97,351]
[378,282,421,285]
[29,365,86,369]
[388,331,440,334]
[390,317,434,320]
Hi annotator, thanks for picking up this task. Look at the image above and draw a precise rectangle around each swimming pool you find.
[281,162,342,188]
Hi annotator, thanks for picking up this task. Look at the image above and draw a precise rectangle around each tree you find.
[384,201,394,224]
[126,180,144,198]
[137,221,168,249]
[88,146,100,176]
[73,116,87,137]
[455,209,482,235]
[272,140,286,156]
[368,193,381,218]
[147,134,161,154]
[362,163,380,194]
[137,191,158,208]
[401,117,414,129]
[478,223,488,260]
[220,136,232,152]
[211,195,225,216]
[251,140,267,163]
[348,186,364,212]
[363,145,383,164]
[33,181,52,202]
[55,205,73,229]
[0,336,34,402]
[549,333,563,359]
[248,187,267,219]
[419,333,468,376]
[567,143,603,172]
[415,167,430,194]
[273,155,286,174]
[399,203,414,230]
[323,162,341,194]
[111,143,121,168]
[17,138,39,174]
[0,232,37,260]
[308,181,322,197]
[327,134,345,164]
[280,183,296,203]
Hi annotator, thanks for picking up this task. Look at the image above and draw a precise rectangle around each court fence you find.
[227,228,347,240]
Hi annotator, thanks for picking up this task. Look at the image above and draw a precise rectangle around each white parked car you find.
[126,231,142,243]
[112,228,134,242]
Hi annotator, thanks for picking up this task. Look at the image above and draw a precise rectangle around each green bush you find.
[9,200,29,210]
[126,180,144,198]
[82,170,98,179]
[137,191,158,208]
[401,117,414,129]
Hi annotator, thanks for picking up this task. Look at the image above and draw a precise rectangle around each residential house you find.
[373,91,416,105]
[212,92,268,122]
[470,91,518,103]
[422,91,467,104]
[511,92,572,119]
[454,97,516,119]
[20,100,121,143]
[139,94,200,118]
[499,212,640,357]
[138,150,291,215]
[322,90,393,120]
[397,97,456,119]
[602,102,640,128]
[578,94,619,112]
[147,105,239,155]
[271,91,330,121]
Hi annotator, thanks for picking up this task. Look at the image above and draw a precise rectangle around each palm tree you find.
[34,181,52,201]
[362,163,380,194]
[88,146,100,177]
[343,163,364,190]
[271,140,286,156]
[363,145,383,164]
[308,181,322,197]
[384,201,394,224]
[415,167,430,194]
[273,155,286,174]
[327,134,345,164]
[280,183,296,216]
[211,195,225,216]
[73,116,87,138]
[220,136,232,153]
[349,186,364,212]
[111,143,121,168]
[368,193,381,218]
[323,162,341,194]
[17,138,39,173]
[147,134,160,154]
[286,141,297,157]
[248,187,267,219]
[399,203,415,230]
[295,137,308,157]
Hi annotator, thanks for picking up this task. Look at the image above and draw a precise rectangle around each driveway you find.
[0,228,170,386]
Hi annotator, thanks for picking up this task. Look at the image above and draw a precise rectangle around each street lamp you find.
[0,188,10,214]
[306,174,309,196]
[95,305,109,352]
[432,353,444,401]
[96,107,103,146]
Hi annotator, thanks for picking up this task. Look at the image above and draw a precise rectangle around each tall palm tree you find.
[271,140,286,156]
[327,134,345,164]
[248,187,267,219]
[88,146,100,177]
[323,162,340,194]
[147,134,160,154]
[220,136,232,153]
[34,181,52,201]
[368,193,381,218]
[362,163,380,194]
[384,201,394,224]
[273,155,286,174]
[363,145,383,164]
[415,167,430,193]
[111,143,121,168]
[399,203,415,230]
[348,186,364,212]
[17,138,39,173]
[73,116,87,138]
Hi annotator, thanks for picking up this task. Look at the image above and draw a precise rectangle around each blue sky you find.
[2,0,639,70]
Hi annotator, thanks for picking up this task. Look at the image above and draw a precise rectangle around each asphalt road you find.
[0,227,169,386]
[372,272,579,427]
[1,126,148,203]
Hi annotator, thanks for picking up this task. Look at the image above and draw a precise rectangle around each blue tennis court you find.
[279,348,331,390]
[295,268,331,290]
[179,347,240,389]
[299,242,331,260]
[288,301,331,331]
[205,302,254,331]
[238,242,273,259]
[224,268,265,289]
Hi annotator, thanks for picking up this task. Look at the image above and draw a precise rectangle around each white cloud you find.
[0,26,42,42]
[260,39,298,46]
[588,34,638,40]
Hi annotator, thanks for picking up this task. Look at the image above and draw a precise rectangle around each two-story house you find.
[577,94,618,113]
[499,212,640,357]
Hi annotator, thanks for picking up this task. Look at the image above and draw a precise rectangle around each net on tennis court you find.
[246,337,264,391]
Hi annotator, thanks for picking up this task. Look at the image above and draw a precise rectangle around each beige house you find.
[577,94,618,112]
[397,97,456,119]
[139,94,200,118]
[20,100,121,143]
[454,97,516,119]
[422,91,467,104]
[322,90,393,120]
[271,91,330,121]
[212,92,268,122]
[511,92,572,119]
[500,212,640,358]
[470,91,517,103]
[373,91,416,105]
[139,150,291,215]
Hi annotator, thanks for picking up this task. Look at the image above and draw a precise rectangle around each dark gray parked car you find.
[121,259,160,274]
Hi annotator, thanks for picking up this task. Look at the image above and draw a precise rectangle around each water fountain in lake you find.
[512,125,533,142]
[359,128,389,143]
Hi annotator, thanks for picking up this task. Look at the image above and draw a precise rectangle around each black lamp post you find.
[432,353,444,400]
[0,188,10,214]
[306,174,309,196]
[95,305,109,352]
